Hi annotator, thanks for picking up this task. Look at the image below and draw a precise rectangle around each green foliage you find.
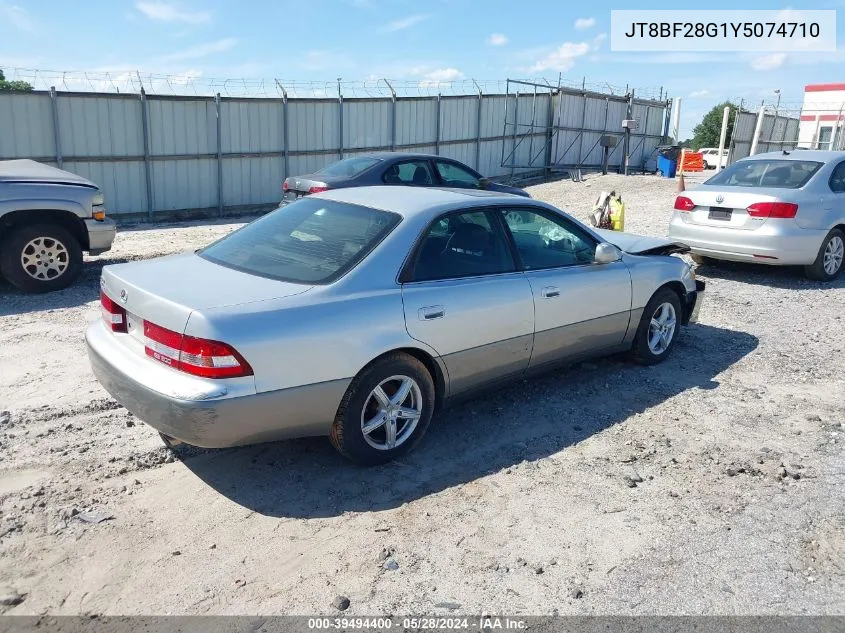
[0,69,34,92]
[691,102,744,149]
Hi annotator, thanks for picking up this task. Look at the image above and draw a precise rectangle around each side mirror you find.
[594,242,622,264]
[478,177,491,189]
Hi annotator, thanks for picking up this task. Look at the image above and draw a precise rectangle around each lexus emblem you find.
[715,194,724,204]
[119,289,128,303]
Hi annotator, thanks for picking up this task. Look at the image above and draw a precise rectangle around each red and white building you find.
[798,83,845,150]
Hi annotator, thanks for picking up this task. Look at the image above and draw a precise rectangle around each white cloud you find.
[751,53,786,71]
[423,67,463,81]
[689,89,710,98]
[380,13,430,33]
[161,38,237,61]
[574,17,596,31]
[0,3,37,34]
[530,41,592,72]
[487,33,508,46]
[136,1,211,24]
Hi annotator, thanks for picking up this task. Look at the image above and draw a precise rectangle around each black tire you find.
[690,254,714,266]
[804,228,845,282]
[630,288,683,366]
[330,352,435,466]
[0,224,83,293]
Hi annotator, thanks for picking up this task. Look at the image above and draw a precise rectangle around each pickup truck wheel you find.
[0,224,83,293]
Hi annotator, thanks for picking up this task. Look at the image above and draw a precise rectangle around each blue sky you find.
[1,0,844,137]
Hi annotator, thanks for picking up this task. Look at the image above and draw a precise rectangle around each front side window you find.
[382,160,435,185]
[410,210,516,281]
[705,159,822,189]
[501,208,597,269]
[199,198,399,284]
[435,161,480,187]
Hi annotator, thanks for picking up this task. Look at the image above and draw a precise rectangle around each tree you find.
[0,69,34,92]
[691,101,745,149]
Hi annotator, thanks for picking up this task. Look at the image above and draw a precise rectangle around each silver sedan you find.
[668,150,845,281]
[86,186,704,465]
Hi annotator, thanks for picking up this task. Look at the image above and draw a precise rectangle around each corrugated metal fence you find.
[729,110,800,164]
[0,88,669,221]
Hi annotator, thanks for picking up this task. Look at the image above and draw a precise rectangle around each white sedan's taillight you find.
[143,320,253,379]
[100,290,127,333]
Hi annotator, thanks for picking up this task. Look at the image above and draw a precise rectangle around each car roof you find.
[743,150,845,162]
[317,185,526,217]
[349,151,458,161]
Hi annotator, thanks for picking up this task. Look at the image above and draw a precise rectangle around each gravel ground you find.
[0,173,843,616]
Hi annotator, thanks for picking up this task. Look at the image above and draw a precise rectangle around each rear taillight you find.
[746,202,798,219]
[282,181,289,192]
[143,321,253,379]
[308,185,329,194]
[674,196,695,211]
[100,290,127,333]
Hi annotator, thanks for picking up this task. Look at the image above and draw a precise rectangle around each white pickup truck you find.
[0,160,116,293]
[699,147,728,169]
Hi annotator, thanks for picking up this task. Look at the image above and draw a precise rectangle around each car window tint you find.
[830,161,845,193]
[383,160,434,185]
[315,157,381,177]
[411,210,516,281]
[435,161,479,186]
[199,198,399,284]
[705,159,822,189]
[501,208,597,269]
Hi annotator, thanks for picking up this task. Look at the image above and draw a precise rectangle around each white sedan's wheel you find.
[805,229,845,281]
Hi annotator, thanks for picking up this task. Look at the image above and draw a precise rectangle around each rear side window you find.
[705,159,822,189]
[199,198,399,284]
[315,157,381,177]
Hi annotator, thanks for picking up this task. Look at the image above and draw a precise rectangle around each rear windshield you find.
[705,159,822,189]
[315,157,381,178]
[199,198,400,284]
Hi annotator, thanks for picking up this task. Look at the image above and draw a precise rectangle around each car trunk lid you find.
[100,253,313,339]
[676,187,793,230]
[282,174,347,202]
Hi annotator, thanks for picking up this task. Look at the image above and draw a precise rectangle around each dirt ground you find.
[1,173,843,616]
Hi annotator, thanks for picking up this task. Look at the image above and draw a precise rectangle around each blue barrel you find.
[657,154,677,178]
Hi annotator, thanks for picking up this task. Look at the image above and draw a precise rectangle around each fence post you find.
[623,90,633,175]
[544,87,556,177]
[750,105,766,156]
[139,88,154,220]
[338,79,344,159]
[49,87,63,169]
[716,105,730,173]
[383,79,396,151]
[727,99,742,164]
[215,93,223,217]
[527,87,538,172]
[275,80,290,180]
[575,93,588,169]
[435,93,441,155]
[473,80,483,171]
[510,91,519,180]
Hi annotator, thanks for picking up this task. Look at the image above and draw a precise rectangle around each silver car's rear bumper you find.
[85,321,347,448]
[668,213,824,266]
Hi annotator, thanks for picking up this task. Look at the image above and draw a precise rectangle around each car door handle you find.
[541,286,560,298]
[419,305,445,320]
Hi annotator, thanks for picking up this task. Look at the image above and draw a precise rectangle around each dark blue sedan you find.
[280,152,530,205]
